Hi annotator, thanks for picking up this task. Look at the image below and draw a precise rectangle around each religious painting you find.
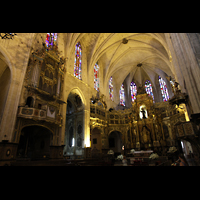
[22,108,33,115]
[47,106,56,118]
[183,122,194,136]
[177,124,184,137]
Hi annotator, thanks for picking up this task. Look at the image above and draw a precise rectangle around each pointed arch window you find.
[46,33,58,50]
[120,84,125,106]
[109,76,113,101]
[94,63,99,91]
[159,76,169,102]
[145,80,155,102]
[130,82,137,102]
[74,42,82,80]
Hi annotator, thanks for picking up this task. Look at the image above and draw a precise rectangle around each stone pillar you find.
[84,109,90,148]
[169,33,200,114]
[60,103,66,146]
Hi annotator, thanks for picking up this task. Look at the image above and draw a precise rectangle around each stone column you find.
[60,103,66,146]
[83,109,90,148]
[169,33,200,114]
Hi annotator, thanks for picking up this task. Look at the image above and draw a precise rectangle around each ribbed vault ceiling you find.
[67,33,174,93]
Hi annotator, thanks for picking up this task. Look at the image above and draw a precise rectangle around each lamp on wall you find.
[0,33,17,39]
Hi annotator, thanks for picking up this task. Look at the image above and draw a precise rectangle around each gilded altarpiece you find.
[89,92,187,156]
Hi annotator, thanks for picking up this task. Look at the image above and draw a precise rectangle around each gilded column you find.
[57,75,61,96]
[151,120,155,141]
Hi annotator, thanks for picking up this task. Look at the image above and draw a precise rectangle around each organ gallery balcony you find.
[17,106,62,126]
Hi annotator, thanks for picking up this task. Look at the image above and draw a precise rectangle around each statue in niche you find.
[166,76,181,95]
[174,82,181,94]
[142,126,150,144]
[140,104,148,119]
[60,56,66,72]
[132,128,136,144]
[141,107,146,119]
[170,81,181,95]
[155,124,162,143]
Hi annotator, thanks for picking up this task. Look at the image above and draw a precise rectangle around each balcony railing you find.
[17,107,62,125]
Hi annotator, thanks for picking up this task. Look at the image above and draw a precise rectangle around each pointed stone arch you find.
[66,87,87,107]
[0,43,14,77]
[0,45,13,130]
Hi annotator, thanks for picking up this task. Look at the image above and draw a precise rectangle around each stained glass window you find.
[46,33,58,50]
[109,76,113,101]
[159,76,169,102]
[145,80,154,102]
[74,42,82,80]
[130,82,137,102]
[120,84,125,106]
[94,63,99,91]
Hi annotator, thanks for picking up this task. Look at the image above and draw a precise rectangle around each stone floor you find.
[8,158,171,166]
[9,158,113,166]
[4,154,198,166]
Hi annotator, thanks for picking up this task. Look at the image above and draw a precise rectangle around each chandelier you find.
[0,33,17,39]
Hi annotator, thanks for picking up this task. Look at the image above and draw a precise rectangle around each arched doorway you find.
[180,139,193,156]
[108,131,122,154]
[91,128,102,157]
[17,126,53,160]
[0,53,11,125]
[64,91,85,159]
[178,138,200,165]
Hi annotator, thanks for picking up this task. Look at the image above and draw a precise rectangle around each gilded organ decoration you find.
[15,42,66,146]
[25,42,66,100]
